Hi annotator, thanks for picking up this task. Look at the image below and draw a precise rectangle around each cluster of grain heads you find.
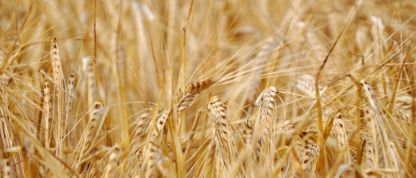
[177,79,214,112]
[1,0,416,177]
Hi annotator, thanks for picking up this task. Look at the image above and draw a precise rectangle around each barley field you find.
[0,0,415,177]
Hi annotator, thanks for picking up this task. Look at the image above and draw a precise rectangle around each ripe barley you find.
[50,38,65,156]
[177,79,214,112]
[78,102,103,163]
[360,108,377,169]
[151,110,170,139]
[292,131,319,177]
[252,87,278,162]
[133,109,151,140]
[207,96,234,172]
[361,81,392,167]
[141,110,170,176]
[387,141,400,170]
[254,86,278,134]
[104,145,122,178]
[242,117,253,144]
[144,140,160,178]
[2,159,13,178]
[129,109,151,165]
[244,36,282,101]
[42,81,52,148]
[0,73,11,86]
[333,113,351,162]
[394,95,414,123]
[65,72,76,126]
[87,58,97,109]
[293,74,326,98]
[63,72,76,148]
[50,38,65,87]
